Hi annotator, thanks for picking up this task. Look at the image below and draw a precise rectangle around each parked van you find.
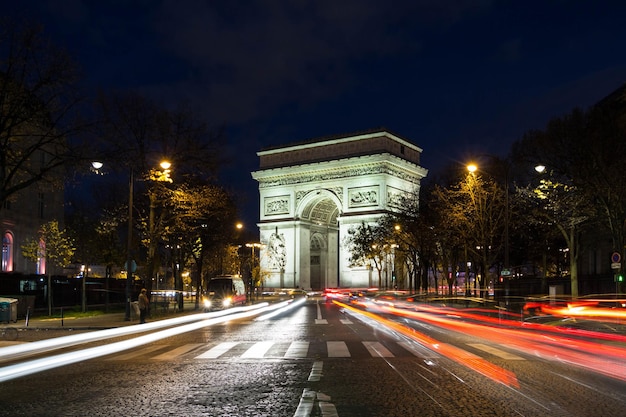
[203,275,246,311]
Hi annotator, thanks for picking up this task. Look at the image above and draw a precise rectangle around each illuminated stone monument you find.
[251,129,428,290]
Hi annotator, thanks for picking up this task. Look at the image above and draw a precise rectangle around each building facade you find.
[1,172,65,275]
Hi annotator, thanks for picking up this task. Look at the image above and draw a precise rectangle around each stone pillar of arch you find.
[251,129,428,290]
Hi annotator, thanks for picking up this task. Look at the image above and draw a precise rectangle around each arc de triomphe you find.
[251,129,428,290]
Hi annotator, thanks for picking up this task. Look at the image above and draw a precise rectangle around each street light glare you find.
[535,164,546,173]
[160,160,172,170]
[467,163,477,173]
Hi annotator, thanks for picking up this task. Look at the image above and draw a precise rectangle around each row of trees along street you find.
[346,85,626,299]
[1,19,250,311]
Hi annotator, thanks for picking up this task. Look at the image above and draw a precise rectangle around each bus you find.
[203,275,246,311]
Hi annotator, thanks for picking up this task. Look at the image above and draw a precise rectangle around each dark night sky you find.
[4,1,626,227]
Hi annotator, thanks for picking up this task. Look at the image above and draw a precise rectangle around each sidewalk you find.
[1,300,204,331]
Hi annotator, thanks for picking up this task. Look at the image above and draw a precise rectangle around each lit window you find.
[2,232,13,272]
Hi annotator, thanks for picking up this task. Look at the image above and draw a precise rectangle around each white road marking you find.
[397,341,440,358]
[285,341,310,358]
[467,343,525,360]
[106,344,165,361]
[327,341,350,357]
[107,339,469,361]
[315,302,328,324]
[308,361,323,382]
[363,341,395,357]
[153,343,204,360]
[196,341,239,359]
[241,341,274,358]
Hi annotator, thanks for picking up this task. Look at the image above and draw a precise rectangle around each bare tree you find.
[345,221,392,289]
[0,19,86,207]
[167,182,237,310]
[93,92,224,296]
[517,173,594,298]
[432,172,507,297]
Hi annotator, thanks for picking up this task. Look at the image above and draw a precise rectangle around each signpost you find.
[611,253,622,293]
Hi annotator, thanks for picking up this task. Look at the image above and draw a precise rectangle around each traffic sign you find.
[501,269,512,276]
[125,260,137,273]
[612,262,621,270]
[611,252,621,263]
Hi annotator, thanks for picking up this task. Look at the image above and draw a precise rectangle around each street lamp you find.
[129,159,171,320]
[92,160,169,320]
[246,242,262,264]
[91,161,103,172]
[146,160,173,301]
[466,160,510,269]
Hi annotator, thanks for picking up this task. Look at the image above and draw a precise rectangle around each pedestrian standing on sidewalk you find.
[138,288,149,324]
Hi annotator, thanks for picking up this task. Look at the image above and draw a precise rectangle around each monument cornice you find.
[252,153,427,188]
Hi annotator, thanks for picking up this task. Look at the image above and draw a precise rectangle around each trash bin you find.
[0,297,18,323]
[0,302,8,323]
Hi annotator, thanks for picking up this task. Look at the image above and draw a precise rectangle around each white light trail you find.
[0,301,298,382]
[255,298,306,320]
[0,303,268,363]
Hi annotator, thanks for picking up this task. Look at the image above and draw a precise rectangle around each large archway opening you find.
[299,195,340,290]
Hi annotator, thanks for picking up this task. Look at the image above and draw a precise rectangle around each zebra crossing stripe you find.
[362,341,395,357]
[397,341,440,358]
[153,343,205,360]
[196,341,239,359]
[285,341,310,358]
[106,344,165,361]
[327,341,350,357]
[467,343,525,360]
[241,341,274,358]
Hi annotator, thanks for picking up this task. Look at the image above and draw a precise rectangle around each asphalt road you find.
[1,297,625,416]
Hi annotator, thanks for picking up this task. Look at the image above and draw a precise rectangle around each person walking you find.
[138,288,149,324]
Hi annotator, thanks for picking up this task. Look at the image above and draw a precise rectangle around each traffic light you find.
[618,274,624,282]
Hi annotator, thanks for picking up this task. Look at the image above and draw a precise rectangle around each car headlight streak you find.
[255,298,306,321]
[0,301,299,382]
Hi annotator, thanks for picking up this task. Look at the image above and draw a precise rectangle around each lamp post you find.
[391,243,398,290]
[465,165,476,297]
[467,158,511,296]
[90,161,110,312]
[146,160,173,297]
[125,167,134,321]
[235,223,243,276]
[90,160,170,320]
[246,242,262,299]
[81,264,88,313]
